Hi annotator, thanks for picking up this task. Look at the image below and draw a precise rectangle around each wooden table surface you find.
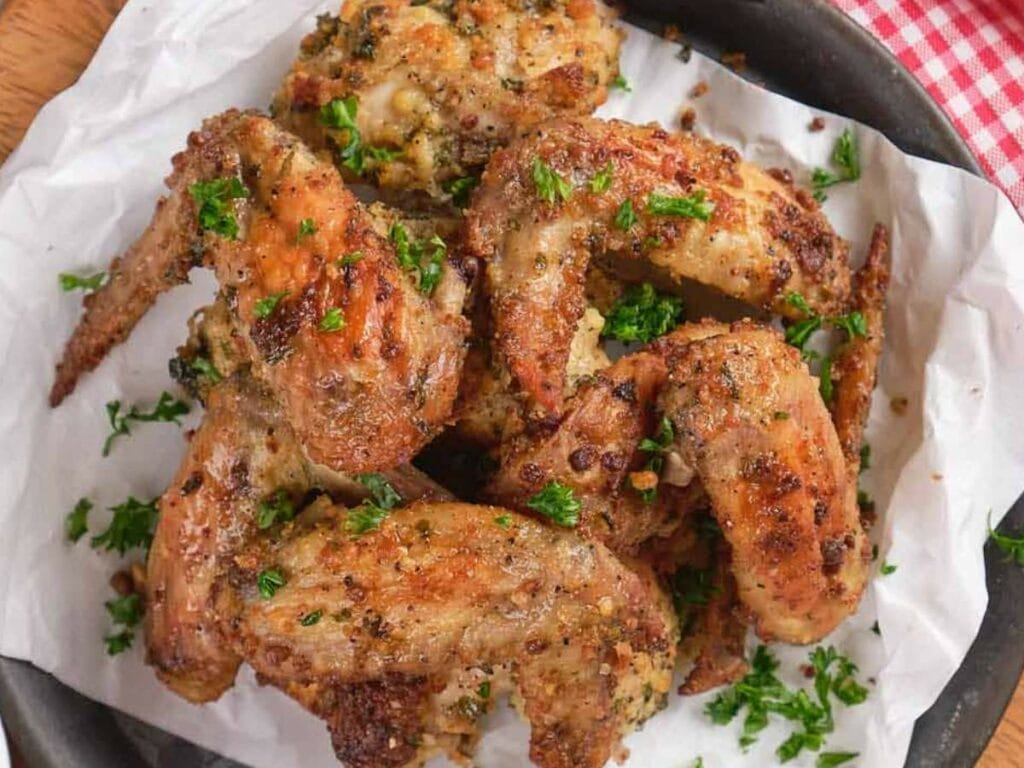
[0,0,1021,766]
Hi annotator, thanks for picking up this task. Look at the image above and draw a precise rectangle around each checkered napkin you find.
[832,0,1024,215]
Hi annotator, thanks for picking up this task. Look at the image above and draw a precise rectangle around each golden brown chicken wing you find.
[658,321,869,644]
[217,501,676,768]
[51,111,469,473]
[273,0,623,199]
[467,117,852,413]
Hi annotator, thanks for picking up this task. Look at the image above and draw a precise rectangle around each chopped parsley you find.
[189,177,249,239]
[344,473,402,538]
[817,753,859,768]
[783,292,869,404]
[299,609,323,626]
[257,489,296,529]
[601,283,684,344]
[389,222,446,296]
[104,592,144,656]
[532,157,572,204]
[611,73,632,91]
[647,190,714,221]
[871,621,881,636]
[669,566,719,632]
[319,307,346,332]
[253,291,288,319]
[190,356,222,384]
[338,251,365,267]
[297,217,317,243]
[59,271,106,293]
[91,497,159,555]
[706,645,868,762]
[494,514,512,529]
[880,560,897,576]
[257,568,286,599]
[66,497,92,543]
[614,199,638,231]
[442,175,480,207]
[103,391,190,456]
[634,416,675,502]
[818,354,835,406]
[693,759,705,768]
[859,444,871,472]
[319,96,400,175]
[988,511,1024,566]
[832,310,867,340]
[105,631,135,656]
[477,680,491,699]
[811,128,861,202]
[589,161,614,193]
[526,481,580,528]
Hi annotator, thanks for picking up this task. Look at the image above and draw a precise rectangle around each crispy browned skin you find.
[658,322,869,644]
[146,374,311,702]
[51,111,469,472]
[830,224,890,473]
[146,372,451,704]
[467,117,852,413]
[219,502,677,768]
[273,0,622,199]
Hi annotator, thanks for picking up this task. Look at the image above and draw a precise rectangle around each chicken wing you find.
[217,501,676,768]
[658,321,869,644]
[146,371,451,703]
[273,0,623,199]
[467,117,852,413]
[51,111,469,473]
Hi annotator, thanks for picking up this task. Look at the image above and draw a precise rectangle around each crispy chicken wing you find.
[146,372,451,703]
[51,111,469,472]
[273,0,623,199]
[467,117,852,413]
[830,224,890,474]
[658,321,869,644]
[217,502,676,768]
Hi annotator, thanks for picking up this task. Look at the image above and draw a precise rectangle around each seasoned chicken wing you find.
[273,0,623,199]
[658,321,869,644]
[51,111,469,473]
[218,502,676,768]
[467,117,852,413]
[146,371,450,703]
[830,224,890,474]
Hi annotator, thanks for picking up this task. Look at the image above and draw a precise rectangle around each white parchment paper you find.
[1,2,1024,766]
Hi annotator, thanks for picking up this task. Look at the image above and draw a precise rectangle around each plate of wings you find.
[8,1,1024,767]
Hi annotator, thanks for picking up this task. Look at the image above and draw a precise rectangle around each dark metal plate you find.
[3,1,1022,766]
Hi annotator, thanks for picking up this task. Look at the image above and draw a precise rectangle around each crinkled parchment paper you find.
[1,2,1023,766]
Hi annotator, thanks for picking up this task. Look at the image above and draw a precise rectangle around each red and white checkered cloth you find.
[831,0,1024,214]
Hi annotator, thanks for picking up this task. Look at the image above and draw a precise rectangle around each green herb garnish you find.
[526,481,580,528]
[104,630,135,656]
[989,511,1024,566]
[256,489,296,530]
[811,128,861,202]
[611,73,632,91]
[389,222,447,296]
[300,609,323,626]
[257,569,286,599]
[477,680,491,699]
[817,753,859,768]
[589,161,614,193]
[494,514,512,529]
[297,217,317,243]
[103,391,190,456]
[191,356,222,383]
[602,283,684,344]
[344,473,403,538]
[532,157,572,204]
[614,199,637,231]
[859,444,871,472]
[319,96,399,175]
[880,560,897,576]
[253,291,288,319]
[91,497,159,554]
[59,271,106,293]
[319,307,346,332]
[189,177,249,239]
[669,566,719,631]
[647,190,714,221]
[339,251,365,267]
[66,497,92,543]
[442,175,480,207]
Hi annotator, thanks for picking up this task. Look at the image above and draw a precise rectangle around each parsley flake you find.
[91,497,159,555]
[103,391,190,456]
[66,497,92,543]
[191,356,222,384]
[105,630,135,656]
[602,283,684,344]
[611,73,632,92]
[880,560,897,576]
[319,96,400,175]
[356,473,402,511]
[670,566,719,631]
[532,157,572,204]
[389,222,447,296]
[257,568,286,599]
[105,593,143,627]
[344,473,403,538]
[253,291,288,319]
[257,489,296,530]
[297,218,317,243]
[859,444,871,472]
[300,609,323,626]
[494,514,512,529]
[477,680,491,699]
[319,307,346,332]
[817,753,859,768]
[189,177,249,239]
[59,271,106,293]
[988,511,1024,566]
[526,482,580,528]
[647,190,714,221]
[338,251,365,267]
[811,129,861,202]
[589,161,614,193]
[614,199,638,231]
[442,175,480,207]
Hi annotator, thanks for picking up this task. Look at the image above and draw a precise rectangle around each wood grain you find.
[0,1,1020,767]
